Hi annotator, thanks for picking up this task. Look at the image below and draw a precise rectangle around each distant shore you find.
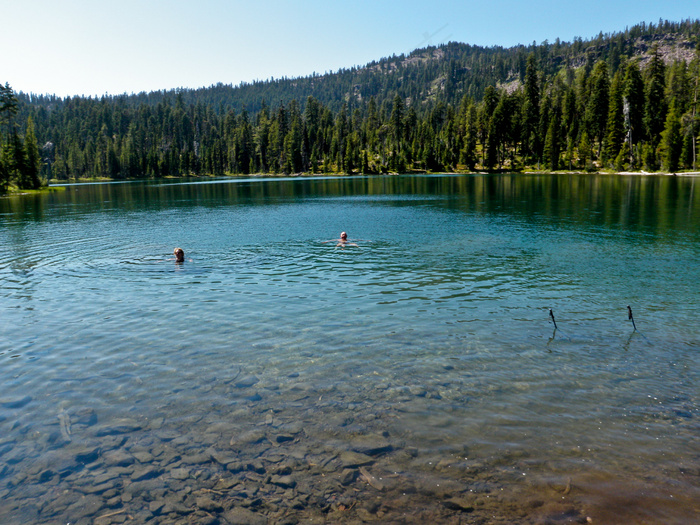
[40,170,700,186]
[523,170,700,177]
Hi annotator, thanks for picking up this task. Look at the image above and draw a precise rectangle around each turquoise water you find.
[1,174,699,523]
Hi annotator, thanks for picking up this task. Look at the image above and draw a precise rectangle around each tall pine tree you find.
[622,61,645,165]
[644,46,667,144]
[605,69,625,165]
[585,60,610,158]
[660,101,682,172]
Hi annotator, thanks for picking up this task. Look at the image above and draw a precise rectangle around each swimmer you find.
[173,247,185,262]
[323,231,358,248]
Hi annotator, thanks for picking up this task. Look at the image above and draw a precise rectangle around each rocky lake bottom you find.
[1,366,604,525]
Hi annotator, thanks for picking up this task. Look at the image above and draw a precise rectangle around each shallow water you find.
[1,173,699,524]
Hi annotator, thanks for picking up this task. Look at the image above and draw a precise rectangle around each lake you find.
[1,173,698,524]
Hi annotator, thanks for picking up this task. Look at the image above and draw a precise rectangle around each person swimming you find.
[323,231,358,247]
[173,247,185,262]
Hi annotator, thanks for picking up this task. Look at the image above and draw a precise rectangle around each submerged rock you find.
[73,444,102,465]
[210,450,239,467]
[223,507,267,525]
[102,449,135,467]
[149,500,165,514]
[235,376,260,388]
[339,451,374,468]
[350,434,394,457]
[130,466,162,482]
[340,468,357,485]
[94,418,142,436]
[170,467,190,480]
[181,452,212,465]
[270,474,296,489]
[131,450,154,463]
[443,497,475,512]
[64,494,105,521]
[231,430,267,446]
[196,495,223,512]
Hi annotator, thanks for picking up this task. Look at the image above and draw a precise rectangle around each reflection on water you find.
[0,173,698,524]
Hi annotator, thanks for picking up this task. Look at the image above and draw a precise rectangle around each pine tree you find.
[335,103,348,172]
[666,60,690,113]
[604,70,625,166]
[578,131,593,170]
[478,86,499,166]
[523,53,540,161]
[10,131,28,186]
[544,113,561,171]
[23,117,42,189]
[460,103,478,170]
[0,83,18,138]
[614,141,630,172]
[562,84,577,141]
[561,86,577,169]
[284,116,303,173]
[0,83,18,192]
[622,61,645,164]
[255,112,270,173]
[275,104,288,172]
[0,143,10,193]
[585,60,610,157]
[304,96,321,159]
[644,46,667,144]
[642,143,658,171]
[361,149,369,173]
[365,96,379,152]
[390,94,404,171]
[660,101,682,172]
[485,117,499,169]
[236,108,253,174]
[680,127,694,169]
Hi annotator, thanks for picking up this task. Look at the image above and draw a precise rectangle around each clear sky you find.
[2,0,699,98]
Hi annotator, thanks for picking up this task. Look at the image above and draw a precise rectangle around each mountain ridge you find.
[18,18,700,116]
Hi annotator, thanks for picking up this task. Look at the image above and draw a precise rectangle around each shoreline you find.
[2,169,694,195]
[43,170,700,186]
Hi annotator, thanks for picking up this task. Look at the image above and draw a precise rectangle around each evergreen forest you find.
[2,19,700,190]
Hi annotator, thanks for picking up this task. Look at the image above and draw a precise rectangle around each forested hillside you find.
[1,18,699,187]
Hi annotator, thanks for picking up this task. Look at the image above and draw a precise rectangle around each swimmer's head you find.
[340,232,347,240]
[174,247,184,262]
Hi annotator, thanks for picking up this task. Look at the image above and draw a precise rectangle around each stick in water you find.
[627,305,637,331]
[549,309,558,330]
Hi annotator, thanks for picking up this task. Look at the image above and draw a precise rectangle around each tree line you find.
[0,83,42,192]
[2,19,700,188]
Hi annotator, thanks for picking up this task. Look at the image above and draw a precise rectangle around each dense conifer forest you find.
[1,19,699,189]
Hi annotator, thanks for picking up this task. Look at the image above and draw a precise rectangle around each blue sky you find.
[2,0,699,97]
